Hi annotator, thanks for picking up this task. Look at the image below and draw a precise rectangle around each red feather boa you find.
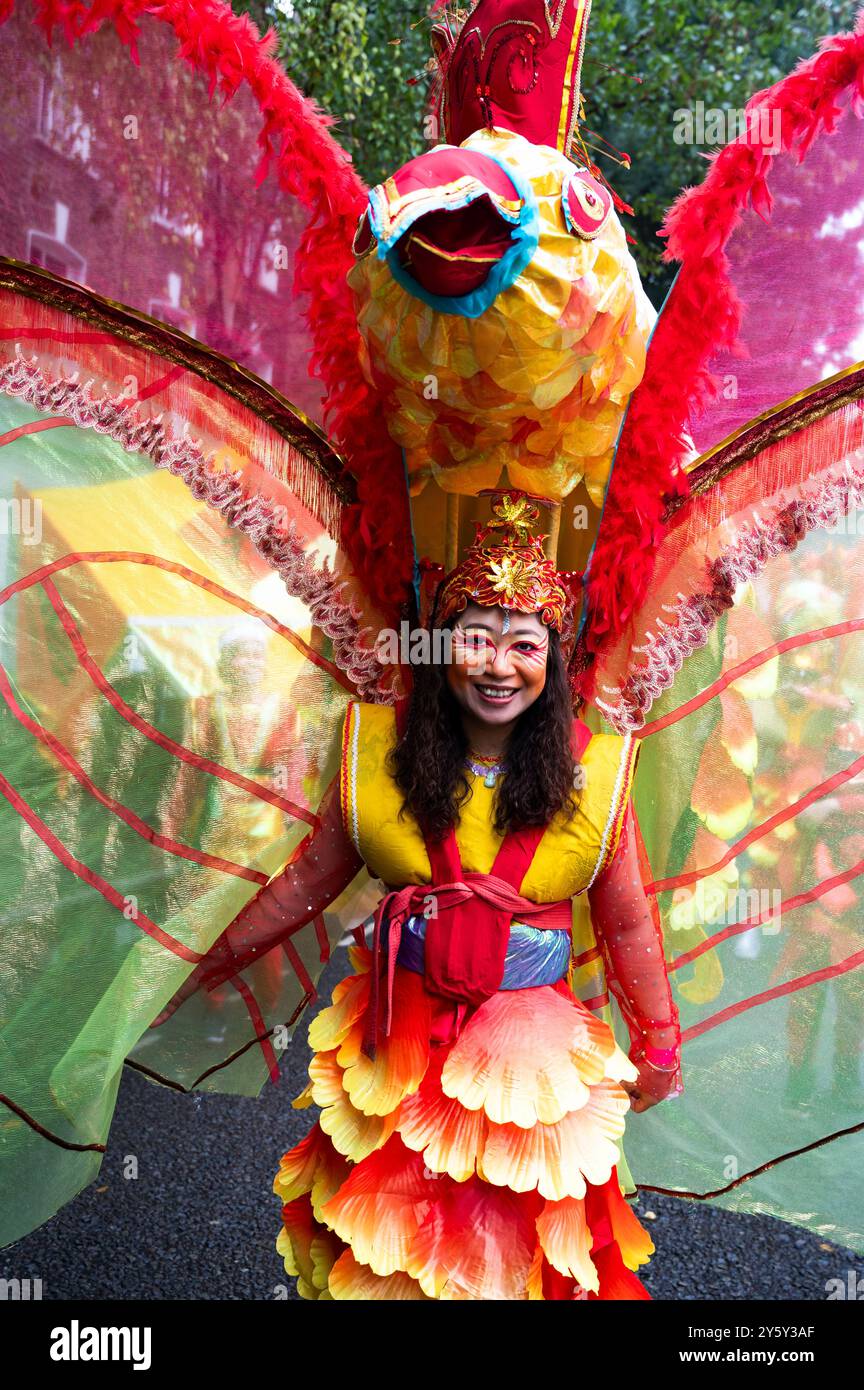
[1,0,414,624]
[582,7,864,660]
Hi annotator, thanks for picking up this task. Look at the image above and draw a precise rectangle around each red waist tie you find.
[362,876,573,1057]
[358,701,593,1058]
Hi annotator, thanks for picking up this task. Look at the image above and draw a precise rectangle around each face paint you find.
[459,632,549,669]
[446,605,550,729]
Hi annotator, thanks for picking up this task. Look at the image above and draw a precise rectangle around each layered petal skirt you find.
[275,943,654,1300]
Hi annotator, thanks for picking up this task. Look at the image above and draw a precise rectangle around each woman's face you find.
[446,603,549,728]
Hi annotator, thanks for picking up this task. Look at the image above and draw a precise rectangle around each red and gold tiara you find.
[432,490,579,633]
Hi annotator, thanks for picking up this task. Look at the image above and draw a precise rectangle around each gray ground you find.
[2,948,860,1301]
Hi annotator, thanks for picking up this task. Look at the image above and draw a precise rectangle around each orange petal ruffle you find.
[406,1177,542,1300]
[328,1247,431,1301]
[310,1050,399,1162]
[319,1134,438,1277]
[336,965,432,1117]
[399,1048,630,1200]
[277,1194,344,1300]
[274,1119,352,1219]
[440,986,629,1127]
[275,969,654,1300]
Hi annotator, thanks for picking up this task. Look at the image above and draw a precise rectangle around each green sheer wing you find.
[0,264,398,1247]
[583,347,864,1260]
[576,19,864,1256]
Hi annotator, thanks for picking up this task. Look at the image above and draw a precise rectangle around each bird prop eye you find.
[562,168,612,241]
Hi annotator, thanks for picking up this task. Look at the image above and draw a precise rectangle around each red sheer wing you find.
[577,19,864,1253]
[0,0,413,620]
[580,11,864,660]
[586,434,864,1255]
[0,2,345,418]
[0,255,395,1244]
[193,774,364,994]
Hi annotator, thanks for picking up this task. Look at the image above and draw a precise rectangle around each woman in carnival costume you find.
[1,0,862,1291]
[160,490,682,1300]
[154,0,684,1297]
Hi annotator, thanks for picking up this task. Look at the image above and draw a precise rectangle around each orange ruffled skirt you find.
[275,943,654,1300]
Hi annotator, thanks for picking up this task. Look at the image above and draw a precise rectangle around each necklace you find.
[466,750,506,788]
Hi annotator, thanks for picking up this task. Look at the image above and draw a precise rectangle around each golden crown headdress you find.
[432,490,579,633]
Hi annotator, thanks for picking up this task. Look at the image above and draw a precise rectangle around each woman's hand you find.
[622,1054,682,1111]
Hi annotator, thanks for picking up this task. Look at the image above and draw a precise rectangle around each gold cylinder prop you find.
[543,502,562,562]
[445,493,461,572]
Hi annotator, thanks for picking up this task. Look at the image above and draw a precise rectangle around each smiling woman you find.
[451,608,551,725]
[157,489,683,1300]
[1,0,862,1297]
[391,604,578,840]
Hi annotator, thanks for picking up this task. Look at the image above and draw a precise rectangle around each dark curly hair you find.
[388,620,579,841]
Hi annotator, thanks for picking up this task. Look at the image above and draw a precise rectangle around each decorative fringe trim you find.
[596,452,864,731]
[581,11,864,666]
[0,349,397,701]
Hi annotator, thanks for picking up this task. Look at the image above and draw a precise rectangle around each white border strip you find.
[348,702,362,854]
[585,733,633,891]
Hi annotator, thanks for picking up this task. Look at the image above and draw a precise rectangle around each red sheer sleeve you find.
[588,801,683,1102]
[196,774,364,991]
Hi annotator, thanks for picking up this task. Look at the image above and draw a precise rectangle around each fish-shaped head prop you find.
[349,0,656,507]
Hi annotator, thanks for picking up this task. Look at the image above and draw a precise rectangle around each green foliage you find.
[580,0,860,296]
[234,0,860,299]
[233,0,433,179]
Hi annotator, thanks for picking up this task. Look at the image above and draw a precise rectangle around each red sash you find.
[360,700,592,1056]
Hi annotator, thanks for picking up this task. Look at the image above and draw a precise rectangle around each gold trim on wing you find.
[679,358,864,505]
[0,254,355,504]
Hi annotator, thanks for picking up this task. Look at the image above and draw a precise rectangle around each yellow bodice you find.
[338,702,637,902]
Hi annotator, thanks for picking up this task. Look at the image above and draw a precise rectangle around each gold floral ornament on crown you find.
[436,490,579,633]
